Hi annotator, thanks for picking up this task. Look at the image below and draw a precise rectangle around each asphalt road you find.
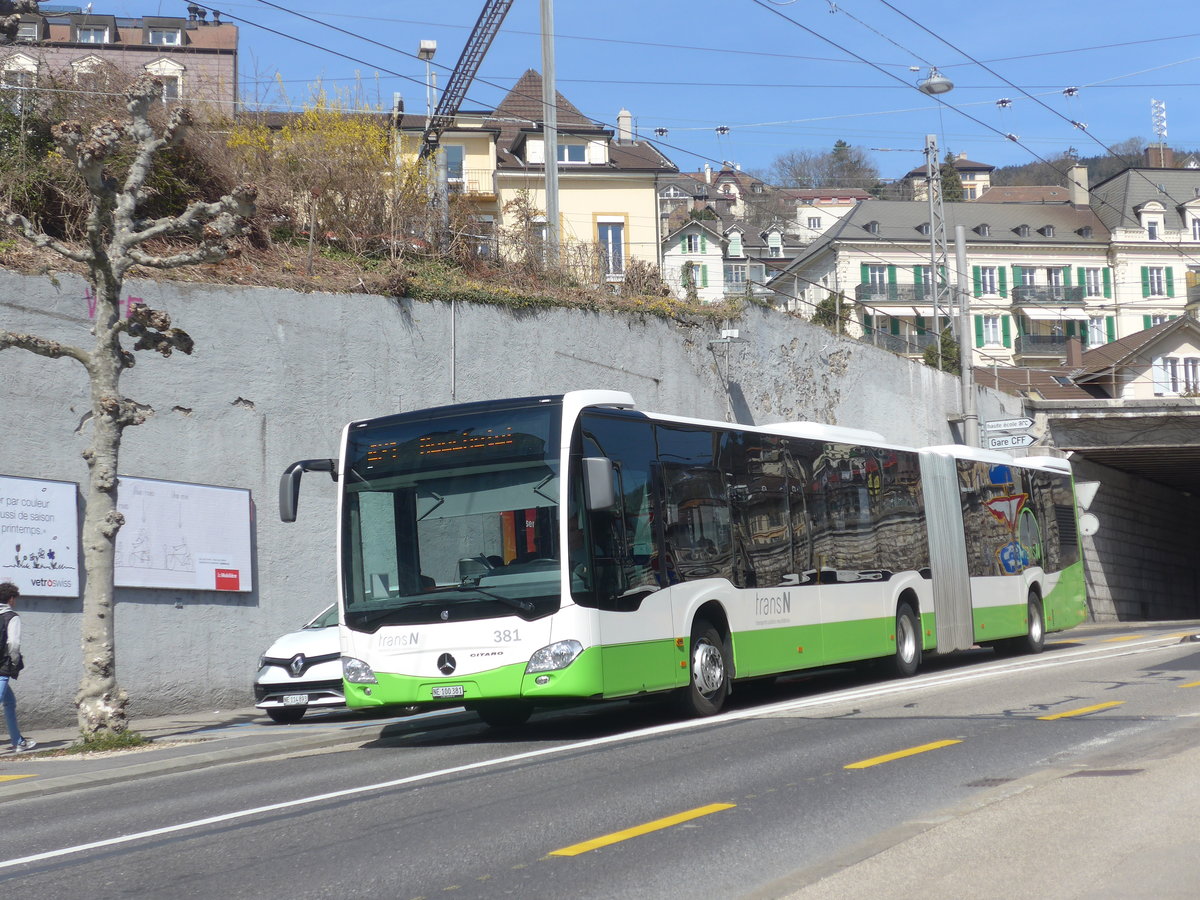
[4,625,1198,899]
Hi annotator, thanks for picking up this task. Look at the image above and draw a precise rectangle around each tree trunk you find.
[75,274,129,737]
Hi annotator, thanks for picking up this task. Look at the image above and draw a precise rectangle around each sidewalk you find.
[0,705,455,803]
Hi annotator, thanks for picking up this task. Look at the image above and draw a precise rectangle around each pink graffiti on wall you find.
[84,287,144,319]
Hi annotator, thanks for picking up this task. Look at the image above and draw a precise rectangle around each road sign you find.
[985,433,1036,451]
[982,417,1034,434]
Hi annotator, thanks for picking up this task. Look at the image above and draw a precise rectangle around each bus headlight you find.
[343,657,378,684]
[526,640,583,673]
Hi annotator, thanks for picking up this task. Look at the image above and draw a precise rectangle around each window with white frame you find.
[597,220,624,278]
[807,217,821,229]
[148,28,182,46]
[866,265,887,289]
[1192,218,1200,241]
[1151,313,1169,326]
[1088,316,1106,346]
[1020,267,1036,287]
[1147,221,1159,240]
[16,21,38,41]
[1187,358,1200,394]
[750,263,765,284]
[557,143,586,163]
[1084,267,1102,296]
[979,266,998,295]
[725,264,747,287]
[767,231,782,257]
[683,234,701,253]
[77,26,108,43]
[443,145,465,181]
[145,58,184,101]
[1148,267,1167,296]
[1047,267,1064,298]
[983,314,1002,345]
[727,232,743,257]
[965,186,977,200]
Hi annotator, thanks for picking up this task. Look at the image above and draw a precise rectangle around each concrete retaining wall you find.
[0,268,1122,726]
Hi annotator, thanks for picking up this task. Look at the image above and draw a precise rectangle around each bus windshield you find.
[340,402,562,631]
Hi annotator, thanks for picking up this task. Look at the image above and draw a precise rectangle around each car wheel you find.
[266,706,306,724]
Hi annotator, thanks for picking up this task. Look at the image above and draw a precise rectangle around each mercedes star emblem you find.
[437,653,457,675]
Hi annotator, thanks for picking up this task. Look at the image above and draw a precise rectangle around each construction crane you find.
[418,0,515,159]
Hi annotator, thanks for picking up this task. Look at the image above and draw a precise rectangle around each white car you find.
[254,605,344,723]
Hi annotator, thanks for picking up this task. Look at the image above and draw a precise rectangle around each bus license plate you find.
[431,685,465,699]
[282,694,309,706]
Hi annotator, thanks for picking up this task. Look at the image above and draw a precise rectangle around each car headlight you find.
[343,656,378,684]
[526,640,583,673]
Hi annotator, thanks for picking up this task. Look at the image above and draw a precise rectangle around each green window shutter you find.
[1141,266,1150,297]
[913,266,925,300]
[1166,266,1175,297]
[1077,267,1086,291]
[1015,314,1025,336]
[1103,268,1112,298]
[860,263,870,283]
[700,234,707,253]
[863,313,874,334]
[1062,266,1072,287]
[915,314,926,335]
[680,236,687,253]
[974,314,984,348]
[1002,316,1012,348]
[972,266,982,298]
[1012,265,1022,288]
[1170,314,1179,320]
[890,316,900,335]
[701,264,708,288]
[1143,315,1152,329]
[887,265,897,284]
[998,267,1008,298]
[1065,320,1076,337]
[1106,316,1116,342]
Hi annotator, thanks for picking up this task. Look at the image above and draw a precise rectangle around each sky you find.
[99,0,1200,182]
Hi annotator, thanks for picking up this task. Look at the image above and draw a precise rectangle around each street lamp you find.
[418,39,437,121]
[917,67,954,96]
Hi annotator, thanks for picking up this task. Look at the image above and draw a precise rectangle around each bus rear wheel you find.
[675,619,730,717]
[475,701,533,728]
[890,602,922,678]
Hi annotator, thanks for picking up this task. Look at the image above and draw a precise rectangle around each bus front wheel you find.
[891,602,922,678]
[676,619,730,717]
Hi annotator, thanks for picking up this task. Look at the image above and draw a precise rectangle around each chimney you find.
[1068,164,1089,206]
[1065,337,1082,367]
[616,108,633,143]
[1144,145,1175,168]
[957,151,967,160]
[704,163,712,184]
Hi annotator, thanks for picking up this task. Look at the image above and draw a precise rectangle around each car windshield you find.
[340,402,562,631]
[305,605,338,629]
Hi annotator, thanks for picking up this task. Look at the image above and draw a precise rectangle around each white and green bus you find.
[280,390,1088,725]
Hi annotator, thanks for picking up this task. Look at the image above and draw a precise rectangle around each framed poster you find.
[0,474,80,597]
[114,476,253,592]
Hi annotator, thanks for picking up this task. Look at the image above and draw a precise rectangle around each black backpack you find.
[0,611,24,679]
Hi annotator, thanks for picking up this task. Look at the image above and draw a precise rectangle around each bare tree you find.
[0,75,255,738]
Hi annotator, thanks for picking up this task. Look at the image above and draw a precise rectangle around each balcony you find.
[1013,333,1068,358]
[447,168,496,199]
[861,331,941,355]
[855,284,941,304]
[1011,285,1085,305]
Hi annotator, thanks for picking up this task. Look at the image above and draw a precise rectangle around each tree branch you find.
[0,329,90,366]
[122,185,257,249]
[113,304,194,358]
[3,211,94,263]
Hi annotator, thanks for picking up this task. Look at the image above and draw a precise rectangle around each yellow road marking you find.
[1038,700,1124,720]
[1101,635,1144,643]
[1179,681,1200,688]
[0,774,36,782]
[549,803,735,857]
[844,739,962,770]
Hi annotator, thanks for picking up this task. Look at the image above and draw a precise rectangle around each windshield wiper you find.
[458,586,534,614]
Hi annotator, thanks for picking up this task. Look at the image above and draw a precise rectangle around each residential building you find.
[399,69,675,282]
[906,152,995,201]
[1069,316,1200,400]
[1,4,237,114]
[661,216,796,303]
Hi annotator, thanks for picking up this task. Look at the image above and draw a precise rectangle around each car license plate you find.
[282,694,309,706]
[431,685,465,699]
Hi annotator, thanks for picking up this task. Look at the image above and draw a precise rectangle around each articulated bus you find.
[280,390,1088,726]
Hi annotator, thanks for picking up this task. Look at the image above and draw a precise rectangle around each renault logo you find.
[288,654,307,677]
[437,653,457,675]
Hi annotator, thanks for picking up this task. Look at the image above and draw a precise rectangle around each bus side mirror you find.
[279,459,337,522]
[582,457,616,511]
